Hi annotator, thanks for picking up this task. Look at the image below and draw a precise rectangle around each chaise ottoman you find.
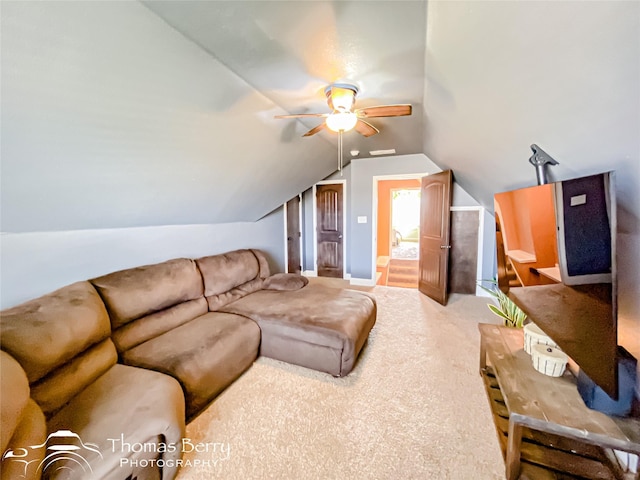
[219,283,376,377]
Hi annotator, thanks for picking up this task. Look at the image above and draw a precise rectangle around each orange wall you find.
[377,179,421,257]
[495,184,559,286]
[527,184,558,268]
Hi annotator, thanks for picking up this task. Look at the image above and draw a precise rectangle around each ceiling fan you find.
[274,82,412,138]
[274,82,412,173]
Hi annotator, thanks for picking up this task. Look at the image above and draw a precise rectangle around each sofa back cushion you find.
[31,338,117,417]
[196,249,270,311]
[0,281,113,384]
[0,281,117,417]
[111,297,208,352]
[91,258,204,329]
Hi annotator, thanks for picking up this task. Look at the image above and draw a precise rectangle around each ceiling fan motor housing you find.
[325,83,359,112]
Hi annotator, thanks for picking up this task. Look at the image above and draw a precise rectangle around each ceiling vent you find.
[369,149,396,156]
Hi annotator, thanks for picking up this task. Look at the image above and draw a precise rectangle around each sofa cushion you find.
[220,285,377,376]
[112,297,208,352]
[46,364,185,480]
[196,249,270,311]
[30,339,118,417]
[0,281,112,384]
[262,273,309,291]
[202,278,264,312]
[121,312,260,420]
[91,258,204,329]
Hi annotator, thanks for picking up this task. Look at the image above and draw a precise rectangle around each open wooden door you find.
[418,170,453,305]
[316,183,344,278]
[286,195,301,274]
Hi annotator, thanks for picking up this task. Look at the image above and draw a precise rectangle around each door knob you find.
[339,235,343,239]
[440,245,451,249]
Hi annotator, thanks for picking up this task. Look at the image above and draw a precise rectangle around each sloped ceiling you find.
[143,1,426,158]
[423,1,639,231]
[1,0,638,235]
[0,0,426,232]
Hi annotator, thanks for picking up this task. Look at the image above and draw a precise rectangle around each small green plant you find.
[478,280,527,328]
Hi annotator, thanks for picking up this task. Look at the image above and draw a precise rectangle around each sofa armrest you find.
[1,351,47,480]
[1,399,46,480]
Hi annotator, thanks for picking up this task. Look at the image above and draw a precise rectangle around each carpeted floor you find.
[176,287,505,479]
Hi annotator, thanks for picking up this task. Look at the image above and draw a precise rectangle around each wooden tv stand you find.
[479,324,640,479]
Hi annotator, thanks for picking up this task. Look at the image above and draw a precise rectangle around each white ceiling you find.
[1,0,638,235]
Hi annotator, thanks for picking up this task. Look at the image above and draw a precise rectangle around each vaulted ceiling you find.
[144,0,427,158]
[1,1,638,236]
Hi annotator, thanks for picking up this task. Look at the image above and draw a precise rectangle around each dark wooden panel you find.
[449,210,479,294]
[316,184,343,278]
[286,195,301,274]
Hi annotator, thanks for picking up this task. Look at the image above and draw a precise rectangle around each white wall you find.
[0,210,285,309]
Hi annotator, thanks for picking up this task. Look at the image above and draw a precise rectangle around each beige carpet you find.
[176,287,505,479]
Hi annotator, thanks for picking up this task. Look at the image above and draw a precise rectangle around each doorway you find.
[376,178,421,288]
[389,187,420,288]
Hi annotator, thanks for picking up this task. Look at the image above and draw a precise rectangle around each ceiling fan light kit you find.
[326,112,358,132]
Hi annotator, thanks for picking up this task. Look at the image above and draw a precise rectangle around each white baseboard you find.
[350,277,376,287]
[476,287,493,298]
[303,270,317,277]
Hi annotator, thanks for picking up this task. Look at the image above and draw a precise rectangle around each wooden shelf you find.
[507,249,537,264]
[479,324,640,480]
[507,283,617,398]
[537,266,561,283]
[481,367,620,479]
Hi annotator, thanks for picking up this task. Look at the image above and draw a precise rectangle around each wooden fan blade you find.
[303,123,327,137]
[356,104,412,118]
[274,113,329,119]
[354,119,379,137]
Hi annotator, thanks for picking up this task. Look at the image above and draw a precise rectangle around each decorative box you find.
[531,344,568,377]
[524,322,558,355]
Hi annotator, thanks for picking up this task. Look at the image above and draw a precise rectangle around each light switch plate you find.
[357,216,367,224]
[570,194,587,206]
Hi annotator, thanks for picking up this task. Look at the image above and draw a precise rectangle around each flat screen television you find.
[494,172,619,399]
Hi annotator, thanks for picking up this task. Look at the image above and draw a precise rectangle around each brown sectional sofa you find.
[1,281,185,480]
[0,249,376,480]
